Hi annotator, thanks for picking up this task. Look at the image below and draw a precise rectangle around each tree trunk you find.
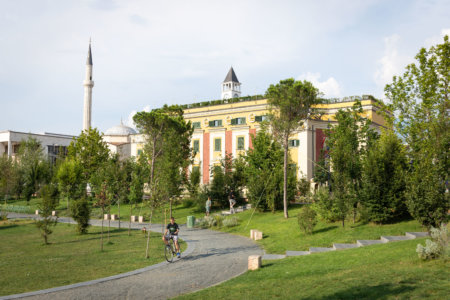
[108,205,110,242]
[283,136,289,219]
[101,207,104,251]
[170,198,172,219]
[128,203,132,236]
[118,197,121,229]
[145,208,153,258]
[342,216,345,228]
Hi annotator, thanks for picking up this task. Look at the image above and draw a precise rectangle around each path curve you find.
[3,213,262,300]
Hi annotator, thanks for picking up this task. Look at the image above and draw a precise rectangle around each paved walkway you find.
[3,213,262,300]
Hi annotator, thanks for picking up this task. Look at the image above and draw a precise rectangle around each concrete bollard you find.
[254,231,263,240]
[138,216,144,223]
[130,216,138,222]
[104,214,110,220]
[111,214,118,221]
[52,211,57,216]
[248,255,262,270]
[35,210,39,215]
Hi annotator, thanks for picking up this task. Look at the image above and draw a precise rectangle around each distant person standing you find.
[205,196,212,216]
[229,189,236,214]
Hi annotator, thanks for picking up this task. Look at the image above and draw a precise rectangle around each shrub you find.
[0,209,8,221]
[417,224,449,260]
[223,216,239,228]
[213,214,224,228]
[311,187,340,222]
[297,205,317,234]
[182,198,194,208]
[70,198,91,234]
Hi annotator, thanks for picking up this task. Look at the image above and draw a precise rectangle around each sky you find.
[0,0,449,136]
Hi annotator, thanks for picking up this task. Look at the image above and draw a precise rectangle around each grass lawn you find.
[176,238,450,300]
[215,206,424,253]
[0,219,186,297]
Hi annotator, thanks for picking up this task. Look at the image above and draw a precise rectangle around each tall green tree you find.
[35,184,58,244]
[67,128,110,183]
[244,128,296,212]
[56,159,84,210]
[133,105,192,258]
[0,155,18,203]
[326,101,376,227]
[17,137,50,202]
[361,130,408,223]
[385,35,450,228]
[266,78,321,218]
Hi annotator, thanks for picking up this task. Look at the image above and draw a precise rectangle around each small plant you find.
[35,184,58,244]
[416,224,449,260]
[223,216,239,228]
[297,205,317,235]
[213,214,224,228]
[71,198,91,234]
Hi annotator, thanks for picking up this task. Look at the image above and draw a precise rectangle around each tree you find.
[35,184,58,244]
[128,157,146,236]
[361,130,408,223]
[244,128,296,212]
[187,165,201,198]
[56,159,84,210]
[70,197,91,234]
[385,35,449,228]
[266,78,321,218]
[0,155,18,203]
[326,101,376,227]
[67,128,110,183]
[17,137,50,202]
[133,105,193,258]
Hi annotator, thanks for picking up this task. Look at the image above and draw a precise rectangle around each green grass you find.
[215,206,424,253]
[177,238,450,300]
[0,219,185,296]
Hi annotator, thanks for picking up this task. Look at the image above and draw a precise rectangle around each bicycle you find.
[164,235,177,263]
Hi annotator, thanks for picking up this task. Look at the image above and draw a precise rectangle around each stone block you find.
[51,211,57,216]
[309,247,334,253]
[250,229,256,239]
[333,243,358,250]
[356,240,384,247]
[262,254,286,260]
[138,216,144,223]
[35,210,39,215]
[111,214,118,221]
[286,251,310,256]
[380,235,413,243]
[254,231,263,240]
[248,255,262,270]
[405,232,429,239]
[130,215,138,222]
[104,214,110,220]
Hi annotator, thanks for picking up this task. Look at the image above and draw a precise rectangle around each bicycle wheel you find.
[165,244,174,263]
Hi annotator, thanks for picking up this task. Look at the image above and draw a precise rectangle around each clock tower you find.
[221,67,241,100]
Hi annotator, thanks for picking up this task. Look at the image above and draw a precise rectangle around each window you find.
[288,139,300,147]
[192,122,201,129]
[214,138,221,152]
[193,140,199,154]
[231,117,246,125]
[209,120,223,127]
[237,137,245,150]
[255,115,268,122]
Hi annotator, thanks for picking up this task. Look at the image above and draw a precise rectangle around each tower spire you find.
[221,67,241,100]
[83,40,94,131]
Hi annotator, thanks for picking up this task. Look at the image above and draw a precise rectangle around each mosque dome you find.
[104,121,137,136]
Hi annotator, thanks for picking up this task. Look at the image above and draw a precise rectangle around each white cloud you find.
[126,105,151,129]
[425,28,450,47]
[297,72,342,98]
[374,34,412,96]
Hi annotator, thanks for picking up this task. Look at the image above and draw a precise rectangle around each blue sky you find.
[0,0,449,135]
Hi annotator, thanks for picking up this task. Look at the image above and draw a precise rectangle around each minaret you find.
[221,67,241,100]
[83,40,94,131]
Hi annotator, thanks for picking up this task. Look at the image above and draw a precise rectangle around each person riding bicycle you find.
[162,217,180,258]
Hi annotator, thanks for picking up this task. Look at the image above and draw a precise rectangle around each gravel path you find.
[3,213,262,300]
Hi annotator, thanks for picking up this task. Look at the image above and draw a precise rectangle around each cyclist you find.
[162,217,180,258]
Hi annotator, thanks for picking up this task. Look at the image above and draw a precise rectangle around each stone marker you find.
[138,216,144,223]
[35,210,39,215]
[104,214,110,220]
[111,214,118,221]
[254,231,263,240]
[130,215,138,222]
[52,211,57,216]
[250,229,256,239]
[248,255,261,270]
